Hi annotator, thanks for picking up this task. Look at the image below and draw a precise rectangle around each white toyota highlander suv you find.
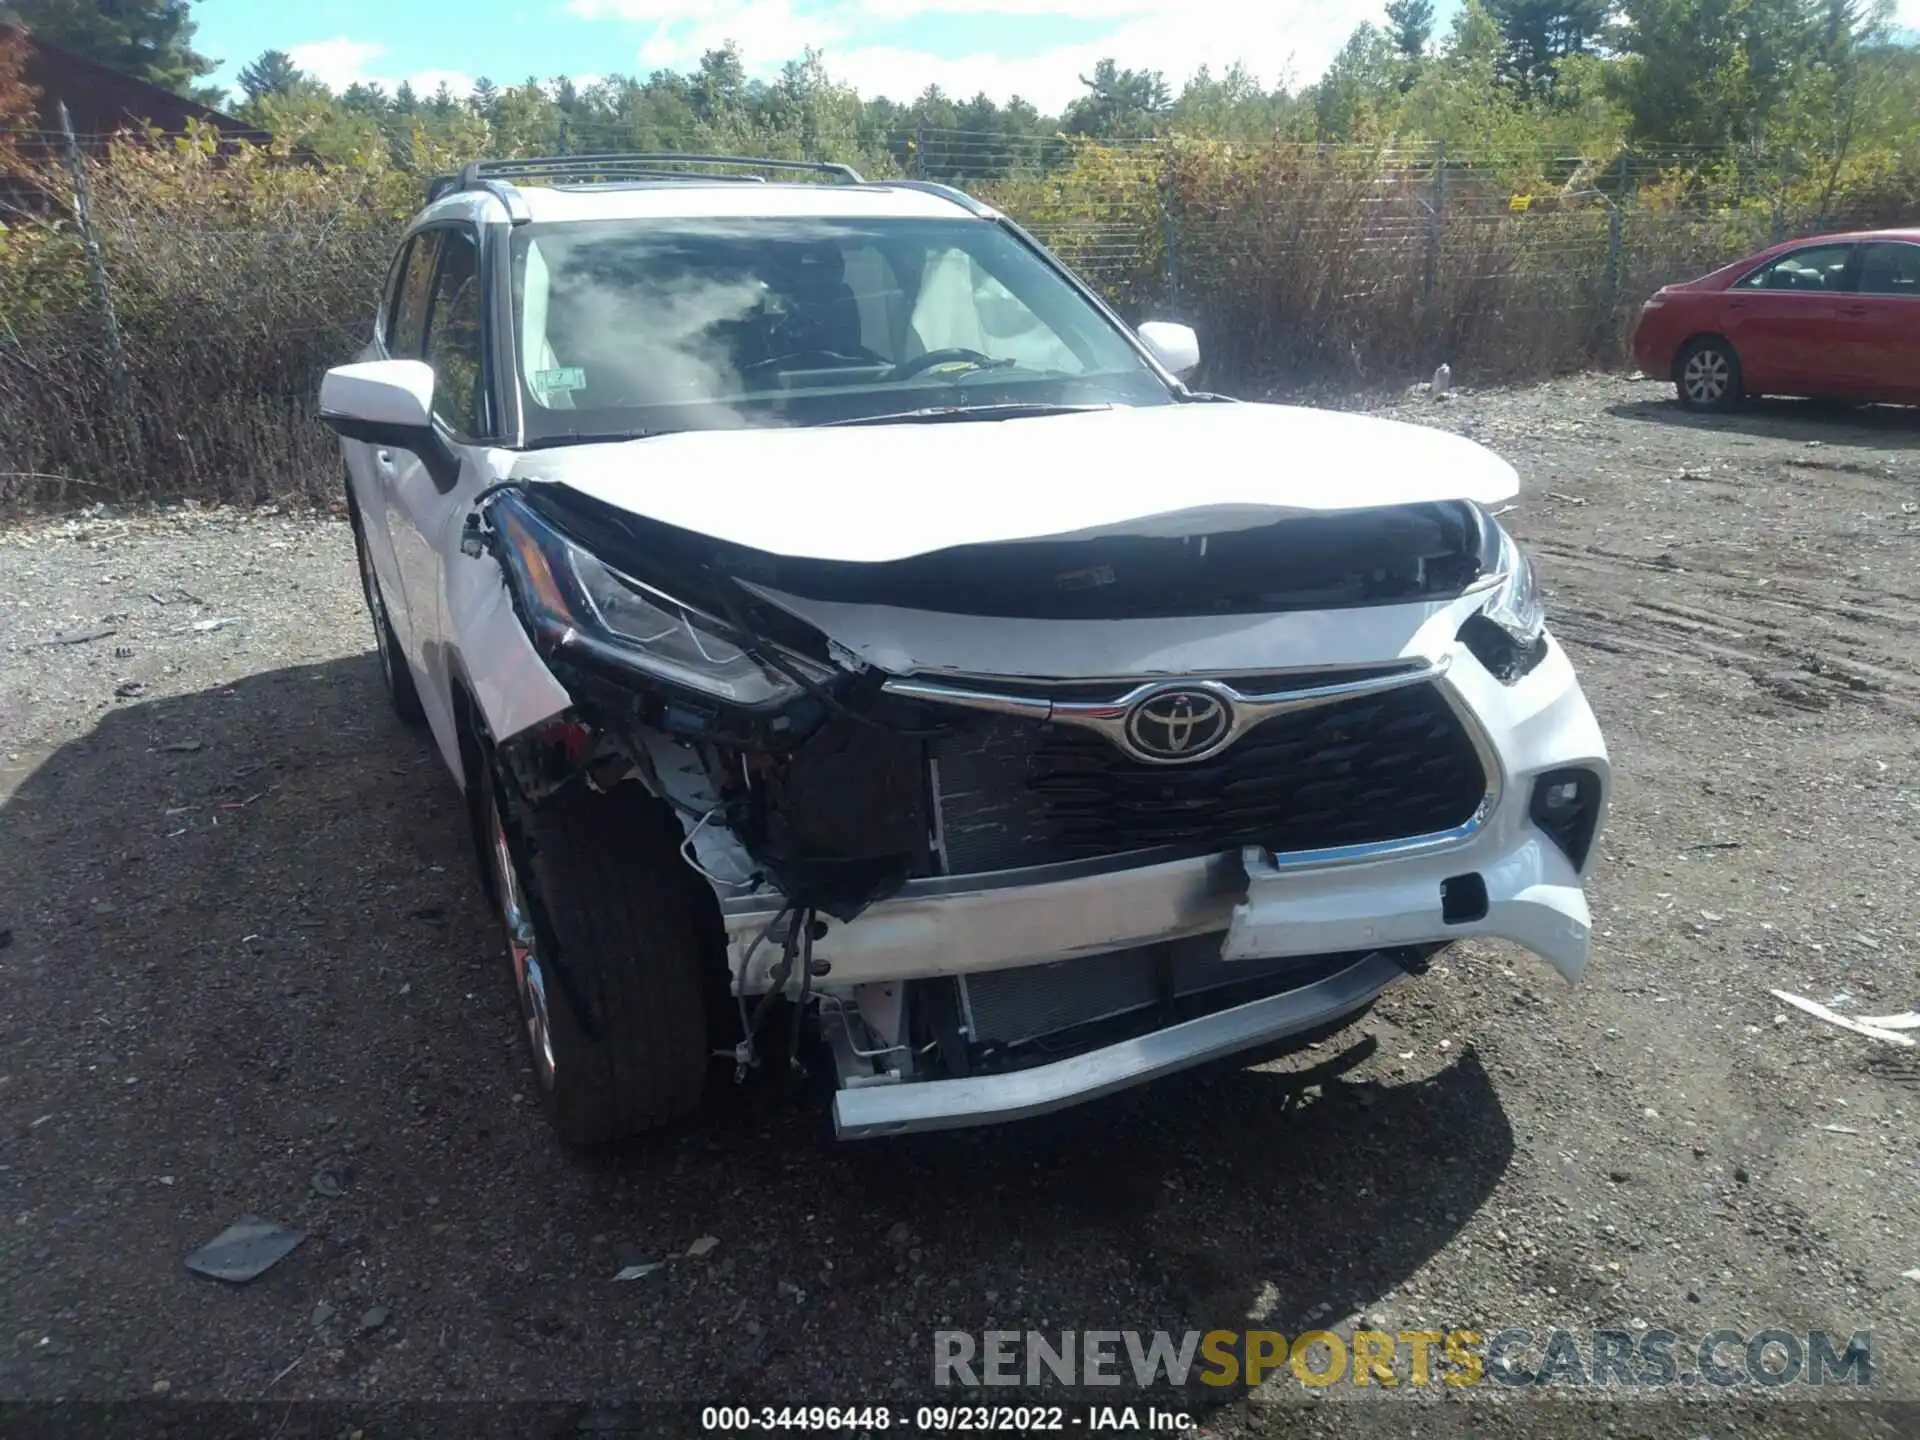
[318,153,1609,1144]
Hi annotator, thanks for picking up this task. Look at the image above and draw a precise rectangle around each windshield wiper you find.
[522,429,669,450]
[822,402,1112,428]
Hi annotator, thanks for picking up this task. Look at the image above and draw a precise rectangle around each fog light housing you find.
[1530,768,1603,869]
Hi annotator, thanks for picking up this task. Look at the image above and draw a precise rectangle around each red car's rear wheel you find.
[1676,338,1743,411]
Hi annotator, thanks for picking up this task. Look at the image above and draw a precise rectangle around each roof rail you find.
[461,153,864,191]
[878,179,999,218]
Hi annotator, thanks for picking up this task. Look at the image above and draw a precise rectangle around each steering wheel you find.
[888,347,1002,381]
[740,347,887,377]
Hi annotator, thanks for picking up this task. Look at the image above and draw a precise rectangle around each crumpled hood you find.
[509,402,1517,563]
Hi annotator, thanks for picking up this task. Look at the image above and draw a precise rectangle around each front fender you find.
[443,544,572,747]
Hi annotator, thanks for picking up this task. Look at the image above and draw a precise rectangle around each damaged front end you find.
[467,477,1605,1136]
[474,485,940,921]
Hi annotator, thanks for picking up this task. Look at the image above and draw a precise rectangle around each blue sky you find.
[193,0,1430,112]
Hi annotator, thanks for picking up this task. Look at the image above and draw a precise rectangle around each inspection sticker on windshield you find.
[534,366,586,395]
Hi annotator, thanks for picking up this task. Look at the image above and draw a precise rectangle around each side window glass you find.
[378,239,412,351]
[1737,244,1853,292]
[423,231,486,436]
[1858,242,1920,297]
[390,231,441,359]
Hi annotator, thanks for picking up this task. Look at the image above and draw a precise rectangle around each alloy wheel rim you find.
[1684,350,1728,403]
[491,804,557,1088]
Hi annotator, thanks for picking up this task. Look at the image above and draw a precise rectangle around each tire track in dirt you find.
[1534,536,1920,712]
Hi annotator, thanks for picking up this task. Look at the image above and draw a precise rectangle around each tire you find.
[481,763,712,1144]
[347,489,426,727]
[1675,337,1742,412]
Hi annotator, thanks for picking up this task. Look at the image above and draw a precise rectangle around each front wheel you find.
[1675,338,1742,412]
[481,764,713,1144]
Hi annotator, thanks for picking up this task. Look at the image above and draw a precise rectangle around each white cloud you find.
[287,38,389,91]
[563,0,1376,107]
[603,0,850,70]
[286,37,474,98]
[825,1,1373,108]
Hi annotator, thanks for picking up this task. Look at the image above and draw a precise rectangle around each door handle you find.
[1842,304,1869,316]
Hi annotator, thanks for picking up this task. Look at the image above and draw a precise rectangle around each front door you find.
[389,226,490,742]
[1720,242,1856,396]
[1844,240,1920,402]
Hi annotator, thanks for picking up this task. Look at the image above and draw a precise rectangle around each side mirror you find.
[1137,321,1200,378]
[319,359,437,448]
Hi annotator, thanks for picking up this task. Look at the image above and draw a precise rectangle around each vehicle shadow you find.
[0,655,1511,1401]
[1608,395,1920,449]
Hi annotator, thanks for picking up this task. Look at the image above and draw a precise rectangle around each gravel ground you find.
[3,374,1920,1436]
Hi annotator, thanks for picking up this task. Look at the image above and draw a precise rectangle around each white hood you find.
[514,402,1516,562]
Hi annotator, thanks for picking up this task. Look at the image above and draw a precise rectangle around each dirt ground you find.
[3,373,1920,1437]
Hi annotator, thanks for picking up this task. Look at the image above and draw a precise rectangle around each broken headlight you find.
[1458,516,1548,682]
[489,492,827,707]
[1482,521,1545,648]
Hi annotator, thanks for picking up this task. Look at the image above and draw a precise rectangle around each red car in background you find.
[1630,228,1920,411]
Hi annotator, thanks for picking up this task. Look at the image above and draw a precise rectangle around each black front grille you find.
[930,682,1487,875]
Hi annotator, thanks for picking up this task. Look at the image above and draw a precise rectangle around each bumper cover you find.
[833,950,1405,1139]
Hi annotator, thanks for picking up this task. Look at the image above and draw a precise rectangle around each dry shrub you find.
[0,125,415,510]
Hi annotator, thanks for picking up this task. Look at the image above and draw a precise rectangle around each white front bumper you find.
[724,633,1607,990]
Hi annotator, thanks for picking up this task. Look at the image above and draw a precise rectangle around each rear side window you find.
[389,231,442,359]
[423,231,487,437]
[1737,244,1854,292]
[1857,242,1920,297]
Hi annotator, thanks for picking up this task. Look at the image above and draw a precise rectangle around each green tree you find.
[469,76,500,122]
[1311,23,1401,138]
[1609,0,1834,149]
[1170,62,1295,137]
[692,43,746,125]
[236,48,301,101]
[1063,58,1170,137]
[1485,0,1611,97]
[1386,0,1437,57]
[1386,0,1438,90]
[339,82,388,117]
[1,0,218,100]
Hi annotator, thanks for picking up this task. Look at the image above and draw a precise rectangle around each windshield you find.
[508,215,1174,441]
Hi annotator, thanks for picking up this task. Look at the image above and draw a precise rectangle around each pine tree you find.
[1386,0,1436,58]
[1483,0,1610,97]
[236,49,302,101]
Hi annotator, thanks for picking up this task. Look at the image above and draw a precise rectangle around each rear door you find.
[1845,241,1920,401]
[1720,242,1857,396]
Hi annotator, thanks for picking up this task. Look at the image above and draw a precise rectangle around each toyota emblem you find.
[1124,689,1232,762]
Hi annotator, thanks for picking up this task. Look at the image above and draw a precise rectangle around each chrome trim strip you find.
[880,679,1053,721]
[882,656,1453,767]
[1253,809,1490,872]
[832,950,1404,1138]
